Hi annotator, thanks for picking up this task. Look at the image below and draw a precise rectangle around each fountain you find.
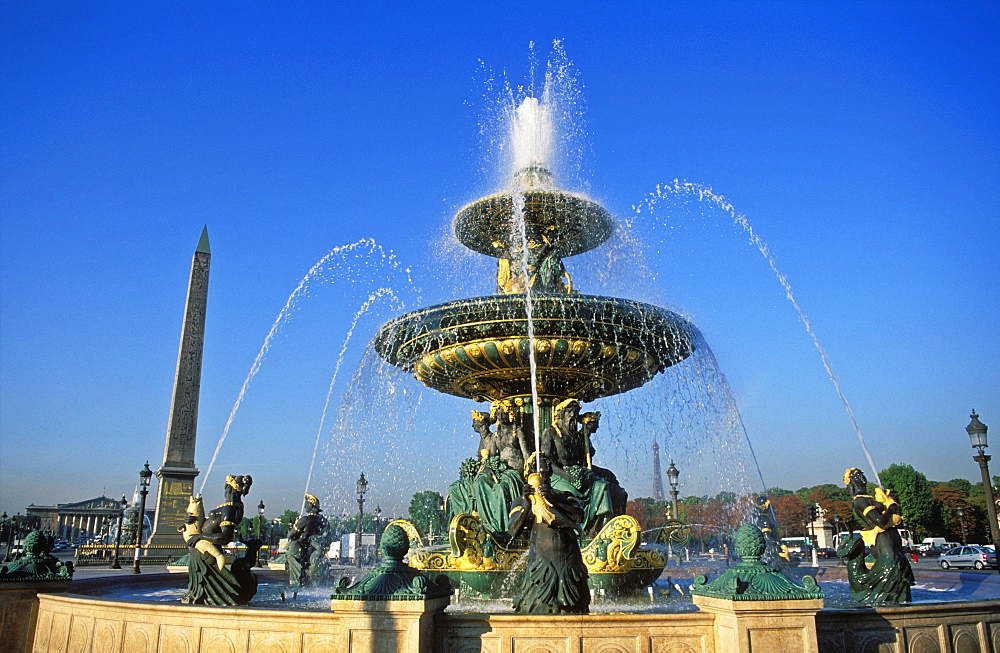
[371,94,698,602]
[22,53,1000,652]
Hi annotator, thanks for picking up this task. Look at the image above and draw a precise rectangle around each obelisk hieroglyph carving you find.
[147,227,209,545]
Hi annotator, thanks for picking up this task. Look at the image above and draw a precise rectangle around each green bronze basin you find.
[372,293,697,402]
[454,189,614,257]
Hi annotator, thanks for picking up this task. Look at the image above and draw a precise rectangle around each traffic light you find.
[806,505,818,521]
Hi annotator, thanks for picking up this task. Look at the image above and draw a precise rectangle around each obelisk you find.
[147,227,209,545]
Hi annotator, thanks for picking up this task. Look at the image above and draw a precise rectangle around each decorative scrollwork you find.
[654,519,691,548]
[581,515,640,573]
[386,519,424,549]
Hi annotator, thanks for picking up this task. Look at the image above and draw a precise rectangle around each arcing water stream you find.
[638,181,882,486]
[198,239,416,495]
[300,287,404,511]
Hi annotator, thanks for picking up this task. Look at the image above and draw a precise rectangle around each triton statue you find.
[180,475,260,605]
[286,493,327,587]
[838,467,914,604]
[508,454,589,613]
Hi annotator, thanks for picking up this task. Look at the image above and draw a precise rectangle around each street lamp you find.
[131,461,152,574]
[1,512,10,563]
[965,411,1000,572]
[111,495,128,569]
[356,472,368,564]
[666,460,680,519]
[256,500,266,565]
[956,505,967,546]
[10,513,22,560]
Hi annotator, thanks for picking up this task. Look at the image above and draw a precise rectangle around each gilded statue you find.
[180,475,260,605]
[507,454,589,613]
[838,467,914,604]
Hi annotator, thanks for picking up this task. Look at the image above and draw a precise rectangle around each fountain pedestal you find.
[328,597,450,653]
[693,594,824,653]
[690,524,825,653]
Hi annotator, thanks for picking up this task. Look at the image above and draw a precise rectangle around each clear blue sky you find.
[2,2,997,521]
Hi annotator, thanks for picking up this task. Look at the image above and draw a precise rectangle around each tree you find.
[235,517,254,540]
[931,485,970,543]
[408,491,446,539]
[627,497,672,530]
[944,478,973,495]
[879,463,935,540]
[770,494,807,537]
[767,487,794,498]
[280,510,299,534]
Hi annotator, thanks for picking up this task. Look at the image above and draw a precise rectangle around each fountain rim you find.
[453,187,614,258]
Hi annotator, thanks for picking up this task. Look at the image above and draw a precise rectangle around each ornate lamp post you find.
[110,494,128,569]
[356,472,368,563]
[256,500,266,565]
[666,460,680,519]
[956,505,967,546]
[1,512,10,563]
[131,462,153,574]
[11,513,23,559]
[966,411,1000,571]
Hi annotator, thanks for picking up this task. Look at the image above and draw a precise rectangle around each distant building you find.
[26,496,128,541]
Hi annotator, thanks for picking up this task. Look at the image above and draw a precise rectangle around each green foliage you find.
[280,510,299,533]
[766,487,793,498]
[408,490,447,538]
[235,517,253,540]
[943,478,973,495]
[796,483,850,504]
[878,463,935,540]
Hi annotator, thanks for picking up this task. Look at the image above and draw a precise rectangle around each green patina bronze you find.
[371,165,696,609]
[839,467,914,605]
[690,524,824,601]
[0,531,74,581]
[180,475,260,606]
[332,524,451,601]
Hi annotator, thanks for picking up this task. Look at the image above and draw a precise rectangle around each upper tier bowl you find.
[373,293,697,402]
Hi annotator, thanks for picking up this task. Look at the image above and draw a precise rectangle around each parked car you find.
[921,545,951,557]
[815,548,838,559]
[938,546,997,570]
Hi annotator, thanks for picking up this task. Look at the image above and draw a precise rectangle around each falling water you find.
[642,181,882,486]
[199,239,414,494]
[300,287,404,511]
[509,96,553,468]
[512,190,543,467]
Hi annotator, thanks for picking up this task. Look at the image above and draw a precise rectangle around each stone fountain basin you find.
[28,568,1000,652]
[373,293,697,402]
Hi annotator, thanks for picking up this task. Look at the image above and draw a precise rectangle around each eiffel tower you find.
[651,440,665,501]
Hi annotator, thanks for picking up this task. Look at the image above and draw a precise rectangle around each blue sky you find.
[2,2,997,520]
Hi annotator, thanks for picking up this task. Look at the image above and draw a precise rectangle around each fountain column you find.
[147,228,209,546]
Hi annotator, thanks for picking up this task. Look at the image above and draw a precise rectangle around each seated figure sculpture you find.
[180,475,260,605]
[838,467,914,604]
[538,399,623,536]
[492,400,531,475]
[446,410,524,538]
